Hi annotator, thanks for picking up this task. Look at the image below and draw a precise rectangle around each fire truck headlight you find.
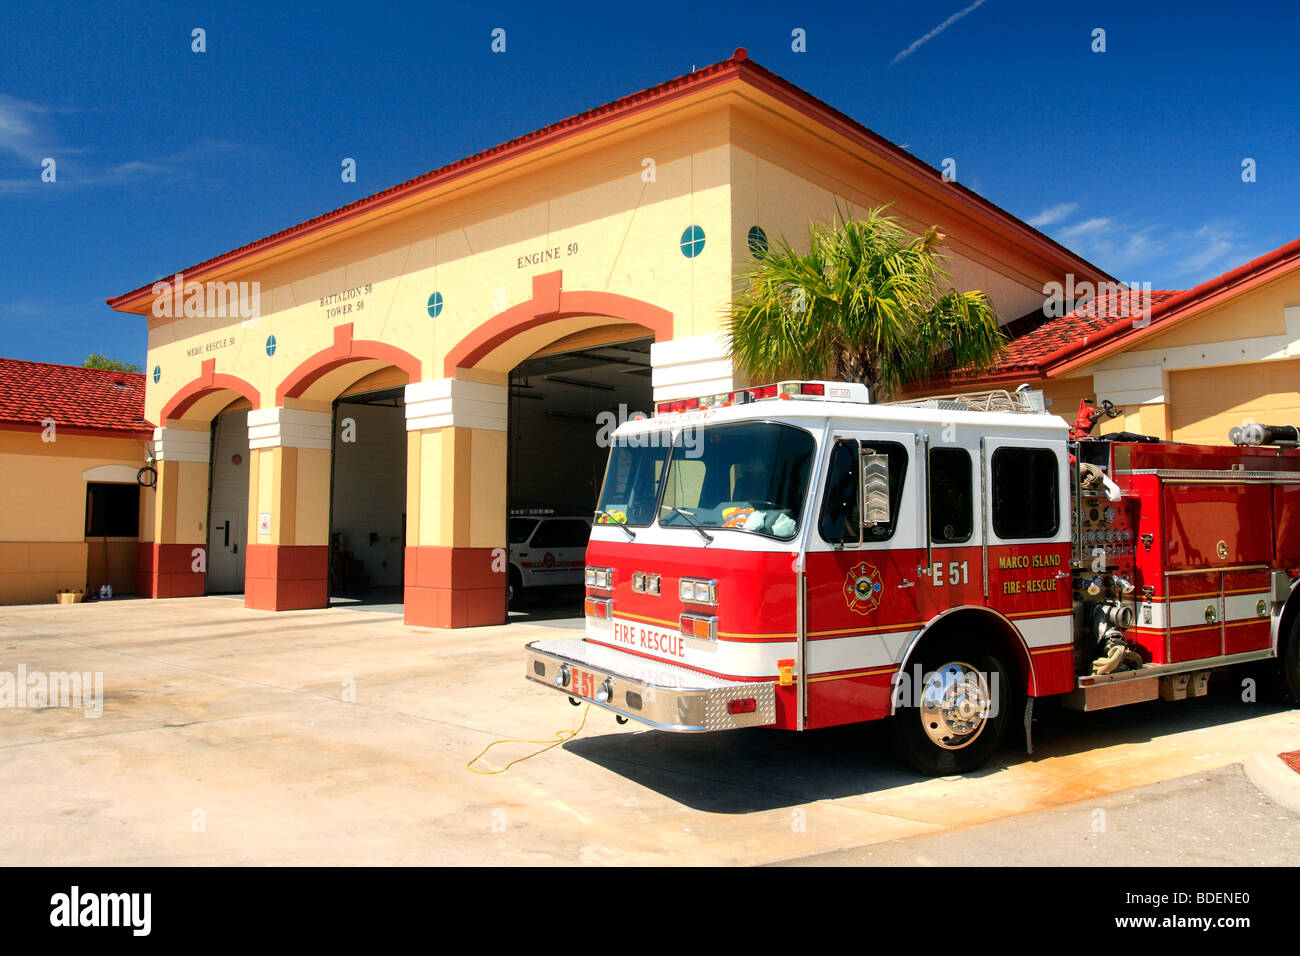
[679,578,717,605]
[585,566,613,590]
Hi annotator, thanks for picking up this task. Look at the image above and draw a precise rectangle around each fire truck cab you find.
[524,381,1300,775]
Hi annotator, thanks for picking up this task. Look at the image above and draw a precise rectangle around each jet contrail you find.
[891,0,991,66]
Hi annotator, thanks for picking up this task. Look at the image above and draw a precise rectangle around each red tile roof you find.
[986,289,1183,375]
[940,236,1300,388]
[0,359,152,436]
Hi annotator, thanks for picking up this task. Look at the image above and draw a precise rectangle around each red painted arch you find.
[276,322,422,403]
[443,270,673,376]
[161,358,261,421]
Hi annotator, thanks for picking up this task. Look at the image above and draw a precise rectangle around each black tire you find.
[893,635,1012,776]
[507,568,523,609]
[1276,614,1300,706]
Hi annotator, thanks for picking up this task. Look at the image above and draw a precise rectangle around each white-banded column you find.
[404,378,507,431]
[247,406,332,449]
[152,426,210,462]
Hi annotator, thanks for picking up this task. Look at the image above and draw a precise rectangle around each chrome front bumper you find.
[524,637,777,732]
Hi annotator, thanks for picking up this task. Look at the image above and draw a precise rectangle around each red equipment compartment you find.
[1274,484,1300,565]
[1166,571,1223,662]
[1223,569,1272,655]
[1162,483,1272,570]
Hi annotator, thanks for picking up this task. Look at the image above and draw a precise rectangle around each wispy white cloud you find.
[1058,217,1113,242]
[0,94,57,163]
[1026,202,1078,228]
[0,116,239,195]
[891,0,991,66]
[1035,205,1246,284]
[1176,223,1238,274]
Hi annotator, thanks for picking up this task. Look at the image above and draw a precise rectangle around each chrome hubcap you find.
[920,661,990,750]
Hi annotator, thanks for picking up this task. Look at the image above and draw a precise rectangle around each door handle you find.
[897,577,915,589]
[223,521,230,547]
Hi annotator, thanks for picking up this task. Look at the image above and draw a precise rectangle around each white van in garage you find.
[507,512,592,604]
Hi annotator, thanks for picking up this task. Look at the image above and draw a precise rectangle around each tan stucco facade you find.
[0,429,147,604]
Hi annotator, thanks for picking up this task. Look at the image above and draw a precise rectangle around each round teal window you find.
[152,365,161,384]
[427,292,444,318]
[680,225,706,258]
[265,335,277,357]
[748,225,768,255]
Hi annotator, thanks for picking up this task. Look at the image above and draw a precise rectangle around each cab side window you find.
[991,447,1059,538]
[929,447,973,543]
[819,440,907,543]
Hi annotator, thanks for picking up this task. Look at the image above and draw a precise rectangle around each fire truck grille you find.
[525,637,777,732]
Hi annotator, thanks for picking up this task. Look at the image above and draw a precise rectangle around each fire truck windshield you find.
[658,422,815,540]
[595,436,671,528]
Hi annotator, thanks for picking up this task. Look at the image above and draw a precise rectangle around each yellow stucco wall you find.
[0,428,145,604]
[726,108,1077,325]
[142,113,738,424]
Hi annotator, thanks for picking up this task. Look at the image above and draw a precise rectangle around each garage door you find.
[1169,358,1300,445]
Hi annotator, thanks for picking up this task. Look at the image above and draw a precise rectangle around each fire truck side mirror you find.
[861,452,891,526]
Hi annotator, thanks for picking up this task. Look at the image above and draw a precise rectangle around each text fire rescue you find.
[999,551,1062,595]
[611,620,685,658]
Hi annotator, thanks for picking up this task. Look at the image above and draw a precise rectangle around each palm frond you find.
[727,205,1005,394]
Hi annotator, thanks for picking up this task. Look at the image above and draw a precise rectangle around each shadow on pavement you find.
[508,585,585,627]
[563,676,1288,813]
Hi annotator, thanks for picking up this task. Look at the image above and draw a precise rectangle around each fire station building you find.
[98,48,1298,628]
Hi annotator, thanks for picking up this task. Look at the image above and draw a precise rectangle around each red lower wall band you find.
[244,544,329,611]
[135,542,206,599]
[404,545,506,628]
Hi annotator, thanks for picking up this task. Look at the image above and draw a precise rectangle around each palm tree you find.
[727,206,1004,400]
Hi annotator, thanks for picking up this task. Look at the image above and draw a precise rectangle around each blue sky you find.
[1,0,1296,368]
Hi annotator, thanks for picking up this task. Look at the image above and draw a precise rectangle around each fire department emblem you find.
[843,561,883,616]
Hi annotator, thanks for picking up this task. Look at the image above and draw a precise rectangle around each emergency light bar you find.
[655,381,871,415]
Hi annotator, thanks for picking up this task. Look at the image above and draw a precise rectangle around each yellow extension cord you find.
[466,702,591,774]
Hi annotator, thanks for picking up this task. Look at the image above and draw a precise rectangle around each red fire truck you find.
[523,381,1300,775]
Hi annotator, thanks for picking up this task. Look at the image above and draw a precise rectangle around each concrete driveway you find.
[1,596,1297,865]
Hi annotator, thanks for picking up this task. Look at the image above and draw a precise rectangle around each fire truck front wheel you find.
[1277,614,1300,706]
[894,637,1011,776]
